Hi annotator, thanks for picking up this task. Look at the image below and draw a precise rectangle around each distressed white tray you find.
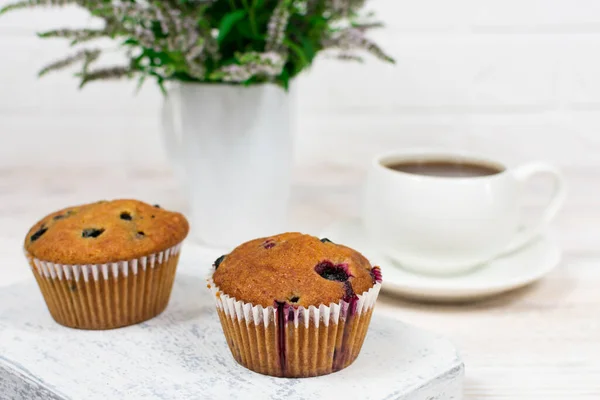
[0,242,464,400]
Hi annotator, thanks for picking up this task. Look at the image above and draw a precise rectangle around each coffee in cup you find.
[362,149,566,276]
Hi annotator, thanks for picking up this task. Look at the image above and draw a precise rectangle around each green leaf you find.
[235,19,261,41]
[217,10,247,44]
[158,80,167,96]
[301,37,316,63]
[135,75,146,94]
[147,71,167,95]
[279,68,290,90]
[283,39,309,71]
[122,38,140,46]
[0,2,29,15]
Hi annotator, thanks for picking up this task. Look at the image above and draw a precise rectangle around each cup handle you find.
[160,87,186,186]
[501,162,567,255]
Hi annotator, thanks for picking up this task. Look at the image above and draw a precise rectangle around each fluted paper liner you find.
[208,278,382,378]
[25,243,183,330]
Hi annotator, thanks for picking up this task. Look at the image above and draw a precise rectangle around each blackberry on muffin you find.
[24,199,189,330]
[209,232,382,378]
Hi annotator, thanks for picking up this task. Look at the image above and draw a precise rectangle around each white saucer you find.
[320,218,562,302]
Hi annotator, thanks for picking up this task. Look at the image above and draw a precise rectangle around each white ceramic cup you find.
[362,149,567,276]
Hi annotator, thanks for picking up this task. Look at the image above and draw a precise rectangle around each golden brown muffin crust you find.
[24,199,189,265]
[212,233,381,308]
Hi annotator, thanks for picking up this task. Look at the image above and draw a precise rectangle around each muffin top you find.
[24,199,189,265]
[211,233,382,308]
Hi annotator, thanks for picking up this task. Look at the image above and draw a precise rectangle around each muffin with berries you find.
[24,199,189,330]
[208,232,383,378]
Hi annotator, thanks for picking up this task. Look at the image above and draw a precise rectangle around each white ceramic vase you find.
[161,82,295,249]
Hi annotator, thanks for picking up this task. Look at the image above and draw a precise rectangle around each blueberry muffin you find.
[208,232,383,378]
[24,199,189,330]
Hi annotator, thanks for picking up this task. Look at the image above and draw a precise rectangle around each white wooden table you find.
[0,166,598,399]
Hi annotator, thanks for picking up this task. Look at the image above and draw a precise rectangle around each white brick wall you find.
[1,0,600,169]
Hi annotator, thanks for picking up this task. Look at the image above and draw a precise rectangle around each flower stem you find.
[241,0,258,36]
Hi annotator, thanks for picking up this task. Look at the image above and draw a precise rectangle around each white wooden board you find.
[0,243,464,400]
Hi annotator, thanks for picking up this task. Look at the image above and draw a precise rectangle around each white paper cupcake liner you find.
[25,243,184,330]
[26,243,182,282]
[207,276,382,378]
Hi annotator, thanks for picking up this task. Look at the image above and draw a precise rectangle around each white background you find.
[1,0,600,170]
